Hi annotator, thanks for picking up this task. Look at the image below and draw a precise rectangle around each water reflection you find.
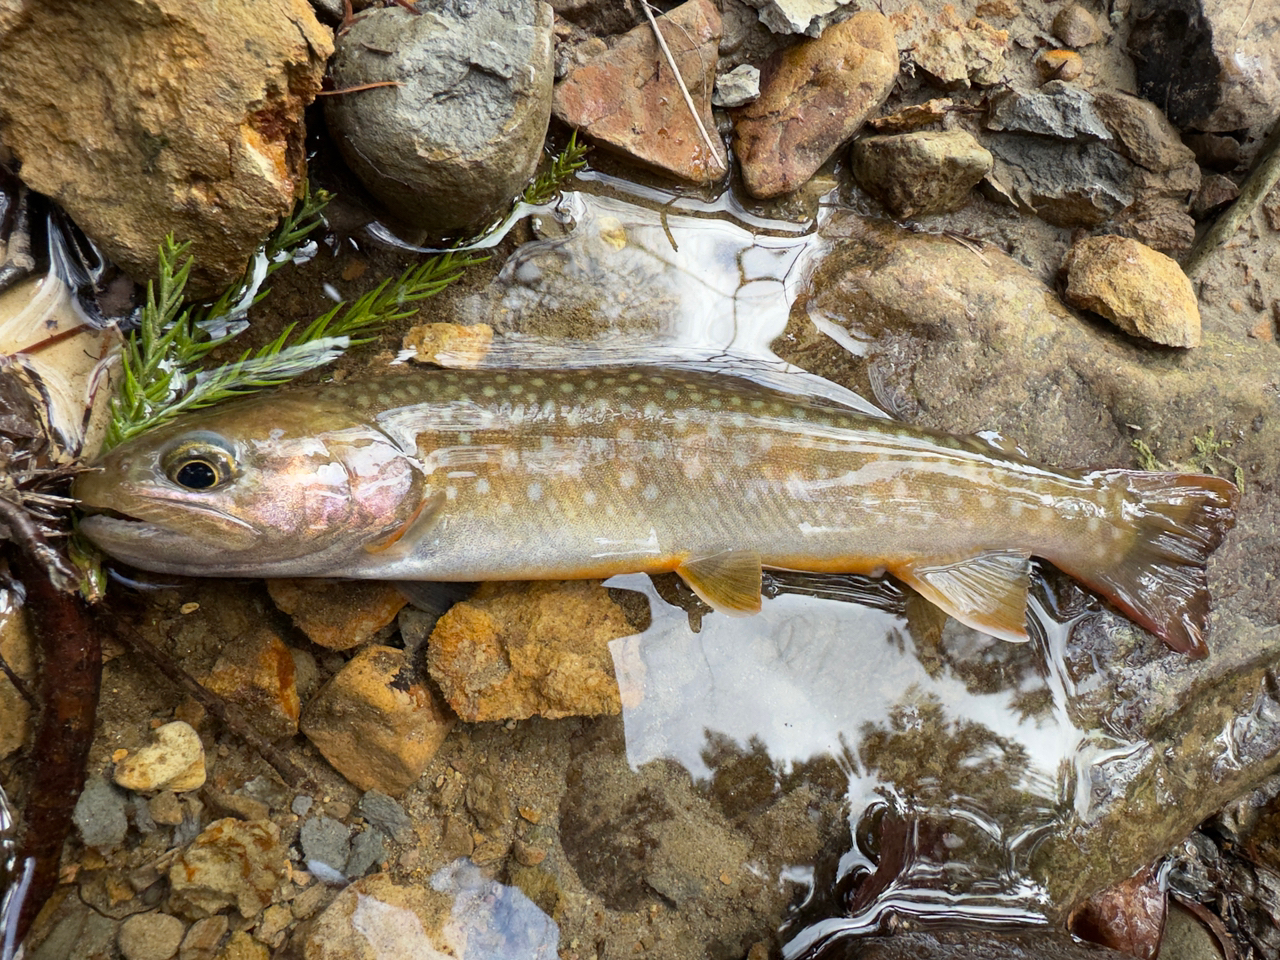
[606,571,1146,957]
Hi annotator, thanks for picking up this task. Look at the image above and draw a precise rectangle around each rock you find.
[267,579,406,652]
[552,0,727,184]
[0,601,34,758]
[1128,0,1280,134]
[986,83,1111,141]
[1090,90,1199,175]
[908,16,1008,90]
[0,0,331,297]
[401,321,494,367]
[73,775,129,848]
[1063,235,1201,348]
[216,932,267,960]
[851,131,993,217]
[114,721,206,794]
[1185,132,1242,172]
[344,828,387,878]
[24,893,119,960]
[985,135,1133,227]
[427,580,633,721]
[356,790,415,844]
[465,770,511,833]
[1052,5,1103,47]
[841,931,1133,959]
[300,816,352,879]
[868,98,955,134]
[732,12,898,199]
[1109,197,1197,257]
[778,216,1280,912]
[118,912,186,960]
[1036,49,1084,83]
[300,645,453,796]
[203,629,300,740]
[713,64,761,108]
[149,791,185,828]
[203,791,270,823]
[737,0,855,37]
[1193,174,1240,219]
[178,915,228,960]
[325,1,554,234]
[168,819,289,920]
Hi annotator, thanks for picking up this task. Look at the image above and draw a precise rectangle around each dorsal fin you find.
[894,550,1032,643]
[676,550,763,616]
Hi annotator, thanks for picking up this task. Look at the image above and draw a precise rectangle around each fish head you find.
[74,395,425,576]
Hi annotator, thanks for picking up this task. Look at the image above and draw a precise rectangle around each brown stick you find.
[114,626,315,792]
[316,81,405,96]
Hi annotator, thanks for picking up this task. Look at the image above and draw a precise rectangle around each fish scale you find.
[74,365,1239,657]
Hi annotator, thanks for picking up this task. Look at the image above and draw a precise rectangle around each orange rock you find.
[204,628,301,740]
[1037,49,1084,82]
[267,579,406,651]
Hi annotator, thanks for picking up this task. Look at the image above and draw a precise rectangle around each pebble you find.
[203,790,270,823]
[73,774,130,848]
[356,790,415,844]
[713,64,761,108]
[300,816,353,879]
[741,0,855,36]
[0,598,34,759]
[215,931,268,960]
[909,15,1008,90]
[148,791,184,827]
[851,130,993,218]
[202,629,301,741]
[1192,174,1240,220]
[0,0,331,297]
[325,0,554,233]
[178,915,228,960]
[167,819,289,920]
[266,580,406,652]
[118,912,186,960]
[302,873,455,960]
[291,795,314,817]
[733,11,898,199]
[300,645,453,796]
[401,322,494,368]
[553,0,727,184]
[1052,5,1104,48]
[114,721,206,793]
[1063,235,1201,348]
[344,828,387,878]
[427,580,633,722]
[1036,50,1084,83]
[986,83,1111,141]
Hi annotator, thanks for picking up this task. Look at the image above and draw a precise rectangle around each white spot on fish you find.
[476,478,490,494]
[683,458,704,480]
[458,432,471,444]
[619,469,637,490]
[642,484,659,501]
[946,487,961,503]
[892,480,909,498]
[618,428,635,443]
[482,386,497,397]
[583,490,597,506]
[445,486,457,501]
[527,482,542,502]
[1087,516,1102,533]
[757,435,772,453]
[979,493,996,509]
[732,450,749,468]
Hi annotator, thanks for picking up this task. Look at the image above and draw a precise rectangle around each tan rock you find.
[851,130,992,218]
[909,16,1007,90]
[427,580,633,722]
[1036,49,1083,83]
[267,580,406,651]
[732,12,898,199]
[0,0,331,297]
[168,819,289,920]
[302,873,455,960]
[0,597,35,759]
[203,629,301,741]
[1063,235,1201,348]
[179,915,229,960]
[552,0,727,184]
[1052,5,1103,48]
[114,721,206,793]
[402,322,494,367]
[216,931,268,960]
[300,646,452,796]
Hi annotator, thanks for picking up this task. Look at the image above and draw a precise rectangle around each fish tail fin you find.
[1073,469,1240,658]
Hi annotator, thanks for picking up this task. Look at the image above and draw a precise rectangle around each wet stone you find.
[0,598,34,759]
[738,0,856,36]
[1052,4,1104,47]
[1063,234,1201,348]
[267,579,406,652]
[300,872,458,960]
[300,645,453,796]
[203,628,300,740]
[26,893,119,960]
[847,930,1135,959]
[1193,174,1240,220]
[118,912,186,960]
[114,721,206,794]
[167,818,289,920]
[1090,90,1198,175]
[713,63,761,108]
[851,130,993,218]
[984,134,1133,227]
[148,791,184,828]
[204,790,270,823]
[1110,197,1197,258]
[74,774,129,848]
[178,915,229,960]
[552,0,727,184]
[1036,49,1083,83]
[427,580,633,721]
[300,816,353,879]
[986,83,1112,141]
[908,15,1008,90]
[344,828,387,878]
[216,931,268,960]
[356,790,414,844]
[732,11,898,198]
[325,0,554,233]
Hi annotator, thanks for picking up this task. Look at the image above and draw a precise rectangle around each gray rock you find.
[73,774,129,848]
[344,827,387,878]
[737,0,854,37]
[356,789,415,843]
[712,64,760,108]
[117,912,186,960]
[848,931,1133,959]
[291,794,314,817]
[300,816,353,878]
[27,895,118,960]
[986,83,1112,142]
[778,215,1280,915]
[1128,0,1280,135]
[325,1,555,234]
[985,134,1134,227]
[851,130,992,218]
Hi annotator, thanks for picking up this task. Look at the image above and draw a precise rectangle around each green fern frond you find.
[523,130,590,206]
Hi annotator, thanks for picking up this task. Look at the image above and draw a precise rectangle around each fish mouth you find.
[78,498,264,560]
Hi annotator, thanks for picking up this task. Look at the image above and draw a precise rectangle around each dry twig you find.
[641,1,725,174]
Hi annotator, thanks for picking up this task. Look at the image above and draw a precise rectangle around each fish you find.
[73,365,1239,657]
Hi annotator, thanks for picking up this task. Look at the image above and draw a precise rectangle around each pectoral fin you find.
[676,549,763,616]
[365,491,446,556]
[895,550,1032,643]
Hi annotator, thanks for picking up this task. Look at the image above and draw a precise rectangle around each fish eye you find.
[163,438,237,491]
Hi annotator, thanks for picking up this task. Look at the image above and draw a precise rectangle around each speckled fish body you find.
[74,366,1239,655]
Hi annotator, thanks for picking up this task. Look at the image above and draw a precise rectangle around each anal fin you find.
[895,550,1032,643]
[676,549,763,616]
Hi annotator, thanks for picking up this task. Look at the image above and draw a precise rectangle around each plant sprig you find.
[523,130,589,206]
